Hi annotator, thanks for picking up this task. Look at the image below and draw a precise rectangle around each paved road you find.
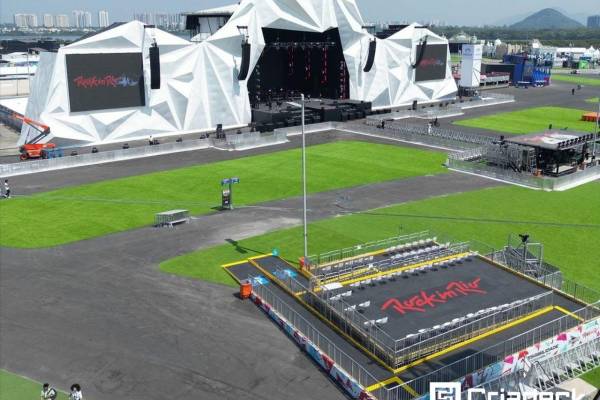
[0,172,499,400]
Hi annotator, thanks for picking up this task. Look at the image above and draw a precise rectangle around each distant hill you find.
[510,8,584,30]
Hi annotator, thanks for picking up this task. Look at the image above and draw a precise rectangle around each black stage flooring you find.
[225,257,585,393]
[319,257,581,342]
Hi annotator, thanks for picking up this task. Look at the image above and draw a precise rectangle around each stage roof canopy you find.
[183,4,238,16]
[506,131,595,151]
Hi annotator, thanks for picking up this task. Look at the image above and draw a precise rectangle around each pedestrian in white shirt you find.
[69,383,83,400]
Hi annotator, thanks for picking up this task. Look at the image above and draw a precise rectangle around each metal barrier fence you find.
[348,122,491,151]
[225,130,288,150]
[447,158,600,191]
[154,209,190,227]
[495,249,600,305]
[366,94,515,123]
[0,138,212,177]
[472,337,600,396]
[302,285,398,367]
[307,231,432,268]
[314,241,468,285]
[394,291,556,365]
[251,281,381,389]
[374,303,600,400]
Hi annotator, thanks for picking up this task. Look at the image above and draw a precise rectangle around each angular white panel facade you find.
[22,0,457,146]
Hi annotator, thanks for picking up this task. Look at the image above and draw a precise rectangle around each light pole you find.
[301,94,308,261]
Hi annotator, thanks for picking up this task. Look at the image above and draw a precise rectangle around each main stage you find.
[252,97,372,132]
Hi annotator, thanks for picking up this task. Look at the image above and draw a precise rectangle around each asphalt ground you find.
[0,171,499,400]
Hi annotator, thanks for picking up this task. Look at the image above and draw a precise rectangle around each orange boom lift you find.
[0,108,55,160]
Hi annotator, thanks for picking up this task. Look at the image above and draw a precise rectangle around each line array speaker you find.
[150,42,161,89]
[363,39,376,72]
[238,42,251,81]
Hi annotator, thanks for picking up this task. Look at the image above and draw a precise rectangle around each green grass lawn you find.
[552,74,600,87]
[0,141,446,248]
[454,106,597,134]
[586,97,600,104]
[0,370,66,400]
[161,182,600,292]
[582,368,600,388]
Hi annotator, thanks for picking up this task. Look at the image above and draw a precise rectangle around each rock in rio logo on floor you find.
[381,278,486,315]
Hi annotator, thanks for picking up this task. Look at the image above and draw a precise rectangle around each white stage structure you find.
[22,0,457,147]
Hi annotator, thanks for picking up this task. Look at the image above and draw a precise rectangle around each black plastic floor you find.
[226,256,585,393]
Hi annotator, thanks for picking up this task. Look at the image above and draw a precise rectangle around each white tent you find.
[22,0,457,146]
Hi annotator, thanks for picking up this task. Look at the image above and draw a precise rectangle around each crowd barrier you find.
[0,138,212,177]
[250,281,378,399]
[0,129,292,177]
[447,158,600,191]
[225,130,288,150]
[375,305,600,400]
[307,231,431,268]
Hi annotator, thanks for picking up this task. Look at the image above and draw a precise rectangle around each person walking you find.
[41,383,58,400]
[3,179,10,199]
[69,384,83,400]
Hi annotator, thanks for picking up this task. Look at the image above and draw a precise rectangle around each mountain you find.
[510,8,584,30]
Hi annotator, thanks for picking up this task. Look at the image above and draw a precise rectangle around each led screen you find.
[66,53,145,112]
[415,44,448,82]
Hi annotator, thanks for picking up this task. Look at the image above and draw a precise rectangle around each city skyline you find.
[11,10,110,29]
[1,0,598,26]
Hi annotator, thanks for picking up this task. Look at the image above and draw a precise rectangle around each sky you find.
[1,0,598,26]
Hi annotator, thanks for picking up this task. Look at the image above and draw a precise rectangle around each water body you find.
[1,32,191,42]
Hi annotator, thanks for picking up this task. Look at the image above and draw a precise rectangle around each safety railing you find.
[251,281,381,389]
[392,291,556,365]
[495,249,600,305]
[347,122,492,151]
[313,242,469,286]
[474,337,600,397]
[374,303,600,400]
[302,285,398,367]
[307,231,431,269]
[0,138,212,177]
[225,130,288,150]
[447,158,600,192]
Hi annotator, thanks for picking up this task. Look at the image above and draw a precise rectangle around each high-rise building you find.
[14,14,38,28]
[73,10,92,28]
[14,14,28,28]
[43,14,54,28]
[55,15,70,28]
[588,15,600,28]
[98,10,109,28]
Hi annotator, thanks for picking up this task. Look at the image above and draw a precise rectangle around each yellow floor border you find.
[246,258,397,372]
[390,305,555,375]
[554,305,584,322]
[366,376,419,397]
